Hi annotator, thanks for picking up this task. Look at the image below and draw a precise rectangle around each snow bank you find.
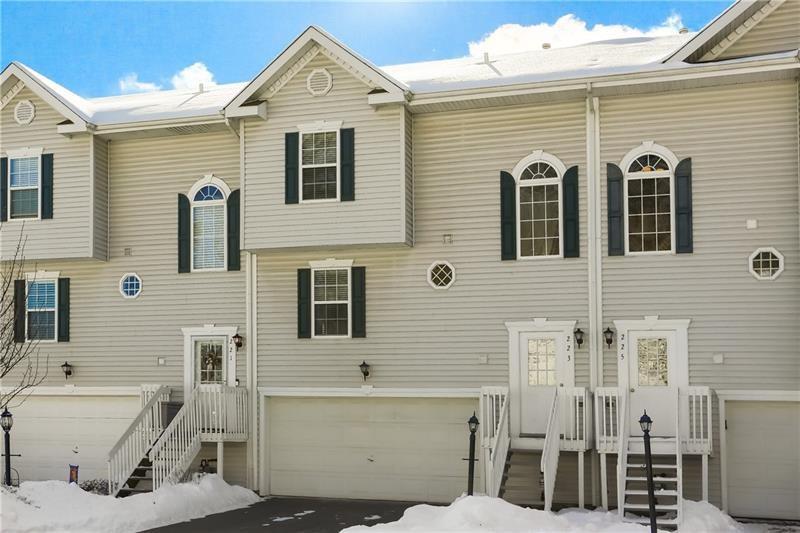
[0,474,260,533]
[343,495,748,532]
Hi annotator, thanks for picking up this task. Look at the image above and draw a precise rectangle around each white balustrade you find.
[480,386,510,497]
[540,391,561,511]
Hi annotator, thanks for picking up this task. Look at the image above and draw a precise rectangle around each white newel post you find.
[217,442,224,479]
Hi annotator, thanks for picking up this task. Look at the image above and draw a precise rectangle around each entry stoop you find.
[499,450,545,507]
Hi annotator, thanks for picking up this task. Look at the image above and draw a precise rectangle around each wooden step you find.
[624,503,679,511]
[625,515,679,525]
[126,475,152,481]
[626,476,678,482]
[625,489,678,496]
[626,463,678,469]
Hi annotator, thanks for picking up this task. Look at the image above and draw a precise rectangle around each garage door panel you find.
[727,401,800,520]
[268,397,478,503]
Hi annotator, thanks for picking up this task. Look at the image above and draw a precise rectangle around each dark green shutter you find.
[340,128,355,201]
[351,266,366,338]
[500,171,516,260]
[57,278,70,342]
[675,158,693,254]
[563,165,579,258]
[1,157,7,222]
[177,194,190,273]
[607,163,625,256]
[227,189,241,271]
[285,132,299,204]
[13,280,25,342]
[41,153,54,219]
[297,268,311,338]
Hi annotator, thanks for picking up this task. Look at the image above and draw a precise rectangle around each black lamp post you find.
[1,407,13,486]
[639,410,657,533]
[466,412,479,496]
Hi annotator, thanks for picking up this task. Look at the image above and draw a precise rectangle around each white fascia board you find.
[225,101,267,120]
[0,385,142,397]
[224,26,407,112]
[57,122,91,135]
[0,63,90,128]
[367,91,408,107]
[93,115,226,135]
[662,0,755,63]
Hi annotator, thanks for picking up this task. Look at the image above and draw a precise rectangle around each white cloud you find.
[118,73,161,94]
[170,62,217,91]
[468,13,684,57]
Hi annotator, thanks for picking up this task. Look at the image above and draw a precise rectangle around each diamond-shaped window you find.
[427,261,455,289]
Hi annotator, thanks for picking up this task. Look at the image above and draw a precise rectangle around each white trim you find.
[717,389,800,513]
[0,385,141,397]
[748,246,785,280]
[0,79,25,110]
[24,271,60,343]
[181,325,239,394]
[308,258,353,269]
[5,149,44,221]
[298,127,341,203]
[621,142,679,256]
[188,175,230,273]
[0,63,90,128]
[613,316,690,393]
[259,386,481,398]
[427,260,456,290]
[225,101,268,120]
[118,272,143,299]
[246,252,259,490]
[297,119,343,134]
[13,99,35,125]
[700,0,786,62]
[306,68,333,96]
[25,270,60,281]
[512,151,568,260]
[5,146,44,159]
[505,318,577,438]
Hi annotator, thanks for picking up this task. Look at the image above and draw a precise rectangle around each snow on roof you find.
[9,33,695,126]
[381,34,694,93]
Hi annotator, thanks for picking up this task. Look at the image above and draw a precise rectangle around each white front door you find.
[519,333,567,436]
[627,330,677,437]
[182,326,238,394]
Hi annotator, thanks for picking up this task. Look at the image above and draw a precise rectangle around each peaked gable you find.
[224,26,407,114]
[712,0,800,60]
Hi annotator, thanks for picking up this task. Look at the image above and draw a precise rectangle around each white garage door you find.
[9,394,141,482]
[727,401,800,520]
[267,397,479,503]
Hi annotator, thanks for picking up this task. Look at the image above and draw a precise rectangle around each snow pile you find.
[0,474,260,533]
[343,495,748,532]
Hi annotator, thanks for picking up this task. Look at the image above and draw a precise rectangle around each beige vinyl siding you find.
[93,136,109,260]
[242,54,406,250]
[256,100,590,388]
[405,107,414,245]
[12,131,246,388]
[0,87,91,260]
[718,0,800,60]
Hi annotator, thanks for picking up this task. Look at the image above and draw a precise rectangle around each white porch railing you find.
[560,387,593,452]
[616,389,630,519]
[108,385,171,497]
[150,384,248,491]
[480,386,510,497]
[540,390,561,512]
[594,387,621,453]
[684,386,712,454]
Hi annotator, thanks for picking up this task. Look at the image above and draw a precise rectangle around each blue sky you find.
[1,1,729,98]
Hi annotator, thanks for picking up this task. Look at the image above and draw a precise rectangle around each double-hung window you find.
[191,183,226,271]
[300,130,338,202]
[27,279,56,341]
[312,267,350,337]
[9,156,40,219]
[625,153,673,254]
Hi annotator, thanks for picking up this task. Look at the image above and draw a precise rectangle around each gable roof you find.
[663,0,787,63]
[224,26,408,111]
[1,62,91,127]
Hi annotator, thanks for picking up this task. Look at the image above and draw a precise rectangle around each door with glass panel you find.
[519,333,567,436]
[194,338,227,385]
[627,331,677,437]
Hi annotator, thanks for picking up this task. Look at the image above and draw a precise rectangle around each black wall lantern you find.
[61,361,73,379]
[231,333,243,350]
[574,328,584,348]
[603,327,615,348]
[359,361,370,381]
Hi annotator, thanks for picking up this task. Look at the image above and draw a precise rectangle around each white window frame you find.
[620,141,679,256]
[24,270,60,343]
[298,120,342,204]
[119,272,143,299]
[309,258,353,339]
[511,150,567,260]
[187,175,230,273]
[427,260,456,290]
[6,147,43,221]
[748,246,785,280]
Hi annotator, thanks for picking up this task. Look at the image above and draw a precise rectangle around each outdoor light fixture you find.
[231,333,243,350]
[2,407,12,487]
[574,328,584,348]
[466,412,480,496]
[61,361,73,379]
[359,361,370,381]
[603,327,615,348]
[0,408,12,433]
[639,410,653,434]
[468,412,480,434]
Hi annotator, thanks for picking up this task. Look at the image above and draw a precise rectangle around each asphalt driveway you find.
[146,495,424,533]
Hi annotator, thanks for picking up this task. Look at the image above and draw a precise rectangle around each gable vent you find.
[14,100,35,125]
[306,68,333,97]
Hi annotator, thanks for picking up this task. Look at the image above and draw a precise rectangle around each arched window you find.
[621,143,678,254]
[188,176,230,271]
[512,151,567,258]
